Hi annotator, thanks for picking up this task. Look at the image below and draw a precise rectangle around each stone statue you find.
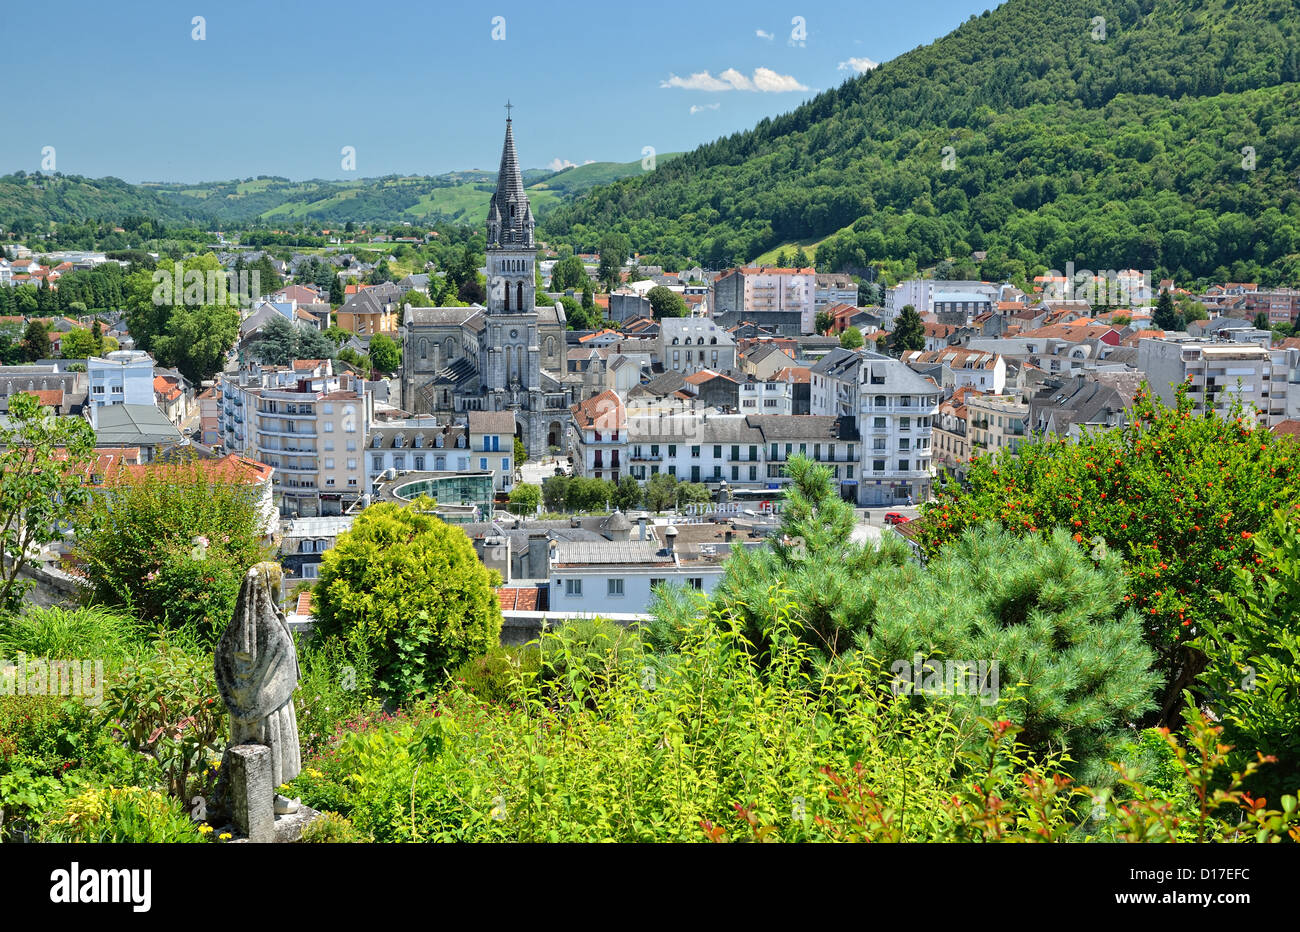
[215,563,302,815]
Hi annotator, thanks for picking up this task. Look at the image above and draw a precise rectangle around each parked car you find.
[884,512,910,526]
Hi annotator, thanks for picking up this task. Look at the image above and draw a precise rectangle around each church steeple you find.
[488,111,534,249]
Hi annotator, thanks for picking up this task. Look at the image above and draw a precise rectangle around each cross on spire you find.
[504,100,513,120]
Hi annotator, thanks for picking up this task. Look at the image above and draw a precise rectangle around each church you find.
[401,112,577,454]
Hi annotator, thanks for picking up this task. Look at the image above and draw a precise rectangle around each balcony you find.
[257,425,318,439]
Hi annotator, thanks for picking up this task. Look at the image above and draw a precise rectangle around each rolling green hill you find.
[0,154,679,230]
[541,0,1300,286]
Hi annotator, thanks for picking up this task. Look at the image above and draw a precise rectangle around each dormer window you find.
[414,434,425,448]
[435,434,444,448]
[394,434,405,448]
[371,434,382,448]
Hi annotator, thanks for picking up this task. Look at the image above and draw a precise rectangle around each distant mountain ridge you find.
[0,155,680,229]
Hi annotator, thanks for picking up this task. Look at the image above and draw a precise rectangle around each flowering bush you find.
[919,383,1300,718]
[37,785,203,843]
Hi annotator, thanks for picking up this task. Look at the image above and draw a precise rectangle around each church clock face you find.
[510,329,519,338]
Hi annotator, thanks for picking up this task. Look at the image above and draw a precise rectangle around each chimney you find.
[664,524,677,557]
[725,530,733,543]
[639,516,648,540]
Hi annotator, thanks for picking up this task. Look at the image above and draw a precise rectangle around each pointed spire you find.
[488,111,532,248]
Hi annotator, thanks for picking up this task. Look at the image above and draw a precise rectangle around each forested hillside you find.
[542,0,1300,285]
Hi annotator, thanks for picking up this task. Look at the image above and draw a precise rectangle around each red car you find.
[884,512,910,526]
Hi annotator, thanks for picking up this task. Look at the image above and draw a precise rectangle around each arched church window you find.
[517,282,523,309]
[419,339,428,360]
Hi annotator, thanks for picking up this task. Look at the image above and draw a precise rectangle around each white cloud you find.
[690,103,721,115]
[838,56,879,73]
[756,29,774,40]
[661,67,807,93]
[546,158,578,171]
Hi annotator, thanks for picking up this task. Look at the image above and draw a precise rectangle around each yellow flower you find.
[219,833,232,841]
[198,824,213,835]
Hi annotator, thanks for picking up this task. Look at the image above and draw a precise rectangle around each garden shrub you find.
[0,604,143,662]
[451,645,540,704]
[38,785,202,843]
[313,499,502,702]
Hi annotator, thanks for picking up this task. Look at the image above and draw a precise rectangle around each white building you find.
[87,350,155,411]
[901,348,1007,394]
[658,317,738,375]
[811,348,940,505]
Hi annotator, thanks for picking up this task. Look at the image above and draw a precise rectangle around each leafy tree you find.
[597,233,630,292]
[513,436,527,466]
[918,384,1300,725]
[542,475,570,512]
[508,482,541,516]
[328,274,345,306]
[313,500,502,701]
[369,333,401,373]
[550,255,587,291]
[581,278,595,311]
[675,482,711,511]
[566,476,615,512]
[888,305,925,356]
[296,324,336,361]
[58,327,98,359]
[1199,509,1300,800]
[840,326,864,349]
[1253,311,1270,331]
[644,473,678,513]
[402,289,431,308]
[73,456,271,642]
[249,316,297,366]
[647,285,688,319]
[612,474,643,512]
[815,310,834,335]
[0,393,97,612]
[20,320,50,361]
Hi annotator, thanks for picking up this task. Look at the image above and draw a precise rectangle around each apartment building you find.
[967,393,1029,458]
[811,348,940,505]
[366,418,470,489]
[814,273,859,311]
[712,266,817,334]
[658,317,738,375]
[1137,337,1289,427]
[217,360,372,516]
[901,347,1006,394]
[467,409,516,493]
[570,389,626,482]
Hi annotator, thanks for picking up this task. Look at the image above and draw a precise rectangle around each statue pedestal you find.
[224,744,276,843]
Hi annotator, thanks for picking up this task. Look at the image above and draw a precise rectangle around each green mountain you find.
[542,0,1300,286]
[0,155,679,230]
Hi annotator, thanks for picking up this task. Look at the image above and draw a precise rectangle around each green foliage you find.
[647,285,688,319]
[612,474,642,511]
[839,325,864,349]
[550,254,587,291]
[58,326,99,359]
[643,472,678,513]
[675,481,711,510]
[301,810,364,843]
[369,332,401,373]
[73,456,271,640]
[450,644,540,704]
[0,605,141,662]
[919,384,1300,710]
[313,500,503,702]
[37,785,203,843]
[102,633,226,799]
[513,436,528,465]
[294,637,380,757]
[0,391,96,611]
[888,305,925,355]
[815,310,833,335]
[508,482,540,516]
[1199,510,1300,800]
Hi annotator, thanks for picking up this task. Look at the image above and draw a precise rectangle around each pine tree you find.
[329,274,344,306]
[1153,290,1184,331]
[888,305,925,356]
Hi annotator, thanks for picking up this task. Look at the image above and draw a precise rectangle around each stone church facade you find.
[401,115,575,454]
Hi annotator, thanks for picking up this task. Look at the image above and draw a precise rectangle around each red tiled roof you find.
[570,389,625,430]
[1271,419,1300,439]
[496,586,544,611]
[18,389,63,408]
[295,591,314,616]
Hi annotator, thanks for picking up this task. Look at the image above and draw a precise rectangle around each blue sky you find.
[4,0,999,183]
